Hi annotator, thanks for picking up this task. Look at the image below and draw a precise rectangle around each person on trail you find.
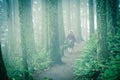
[62,31,76,54]
[66,31,76,49]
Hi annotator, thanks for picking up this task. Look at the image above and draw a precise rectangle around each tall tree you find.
[117,0,120,17]
[4,0,24,77]
[41,0,53,51]
[58,0,65,46]
[41,0,45,50]
[76,0,82,42]
[117,0,120,33]
[6,0,16,62]
[0,43,9,80]
[106,0,117,36]
[41,0,49,50]
[18,0,37,79]
[32,0,43,52]
[46,0,62,64]
[65,0,71,32]
[58,0,65,56]
[89,0,95,37]
[0,1,9,78]
[96,0,108,62]
[81,0,88,40]
[6,0,22,64]
[0,0,9,64]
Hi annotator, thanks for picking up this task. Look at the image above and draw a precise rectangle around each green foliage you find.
[31,48,52,71]
[99,34,120,80]
[8,70,23,80]
[74,34,98,80]
[107,33,120,57]
[6,52,24,80]
[74,31,120,80]
[7,48,52,80]
[100,55,120,80]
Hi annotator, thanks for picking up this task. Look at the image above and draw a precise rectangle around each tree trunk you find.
[76,0,82,42]
[116,0,120,33]
[106,0,117,36]
[0,43,9,80]
[6,0,16,61]
[66,0,71,33]
[96,0,108,62]
[0,0,9,65]
[18,0,36,79]
[89,0,95,37]
[46,0,62,64]
[40,0,48,50]
[32,0,42,52]
[58,0,65,56]
[58,0,65,46]
[82,0,88,40]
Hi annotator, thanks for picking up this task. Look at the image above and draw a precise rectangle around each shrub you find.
[100,55,120,80]
[99,33,120,80]
[73,34,99,80]
[7,48,52,80]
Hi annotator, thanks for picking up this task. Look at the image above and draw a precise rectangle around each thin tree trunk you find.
[89,0,95,37]
[66,0,71,32]
[58,0,65,46]
[75,0,82,43]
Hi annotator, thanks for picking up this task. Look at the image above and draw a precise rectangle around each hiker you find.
[66,31,76,49]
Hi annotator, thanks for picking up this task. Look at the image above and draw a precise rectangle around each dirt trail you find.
[33,41,85,80]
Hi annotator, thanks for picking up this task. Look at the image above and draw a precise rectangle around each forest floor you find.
[33,41,85,80]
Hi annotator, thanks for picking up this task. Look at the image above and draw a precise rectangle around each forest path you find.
[33,41,85,80]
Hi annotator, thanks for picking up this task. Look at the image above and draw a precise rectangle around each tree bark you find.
[106,0,117,36]
[66,0,71,32]
[46,0,62,64]
[96,0,108,62]
[58,0,65,46]
[89,0,95,37]
[18,0,37,79]
[0,43,9,80]
[76,0,82,42]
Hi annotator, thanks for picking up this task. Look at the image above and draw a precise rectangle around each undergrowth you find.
[74,34,98,80]
[7,48,52,80]
[99,33,120,80]
[74,33,120,80]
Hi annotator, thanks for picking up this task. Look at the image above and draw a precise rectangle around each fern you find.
[74,34,98,80]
